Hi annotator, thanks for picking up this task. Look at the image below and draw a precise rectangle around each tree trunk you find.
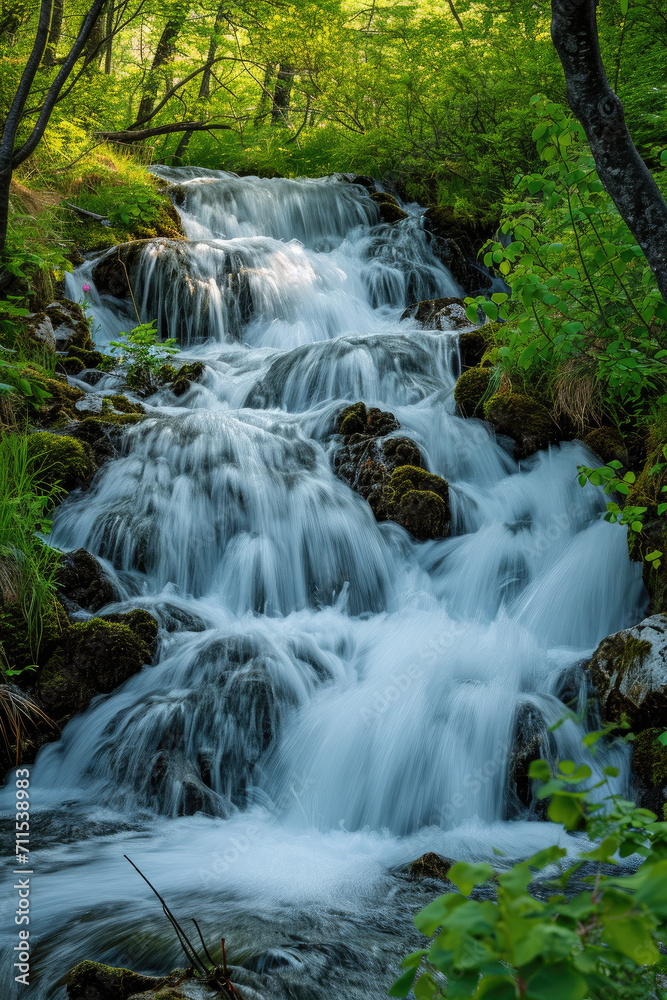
[271,63,294,126]
[43,0,64,65]
[199,0,226,100]
[551,0,667,302]
[104,0,113,74]
[83,5,105,68]
[254,63,275,126]
[136,15,184,127]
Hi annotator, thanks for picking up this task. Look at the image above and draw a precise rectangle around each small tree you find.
[551,0,667,303]
[0,0,107,253]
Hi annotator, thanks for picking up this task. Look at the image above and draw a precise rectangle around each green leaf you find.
[389,967,418,998]
[447,861,494,897]
[525,962,588,1000]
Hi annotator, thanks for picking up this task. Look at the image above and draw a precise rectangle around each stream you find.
[1,172,646,998]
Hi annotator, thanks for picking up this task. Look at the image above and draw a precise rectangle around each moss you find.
[60,356,85,375]
[376,464,450,540]
[583,426,629,466]
[625,429,667,614]
[39,617,154,721]
[632,728,667,789]
[407,852,454,880]
[101,608,158,648]
[336,401,399,438]
[369,191,408,224]
[67,345,104,369]
[168,361,205,397]
[26,432,95,491]
[483,390,557,461]
[104,395,144,415]
[458,328,489,368]
[0,596,66,674]
[454,367,491,417]
[66,960,159,1000]
[45,298,93,351]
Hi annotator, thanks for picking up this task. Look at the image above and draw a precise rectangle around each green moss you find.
[39,617,153,721]
[583,427,628,466]
[66,960,159,1000]
[454,367,491,417]
[407,852,453,880]
[619,635,653,670]
[335,401,399,438]
[0,595,66,673]
[67,345,104,369]
[458,329,489,368]
[101,608,158,647]
[103,395,144,415]
[483,390,556,460]
[60,356,85,375]
[632,728,667,789]
[26,432,95,491]
[377,464,450,540]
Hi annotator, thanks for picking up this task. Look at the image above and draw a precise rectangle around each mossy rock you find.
[169,361,206,398]
[104,395,145,415]
[375,465,450,540]
[584,426,629,466]
[458,328,490,369]
[101,608,159,651]
[46,298,93,352]
[454,367,491,417]
[26,432,95,491]
[407,853,455,880]
[483,390,557,460]
[586,615,667,730]
[0,595,67,674]
[25,370,85,427]
[39,615,155,722]
[91,241,153,298]
[60,356,85,376]
[336,401,399,438]
[66,960,161,1000]
[67,345,104,369]
[369,191,408,224]
[56,548,115,612]
[632,728,667,790]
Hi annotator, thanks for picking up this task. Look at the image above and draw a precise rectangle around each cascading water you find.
[1,172,646,998]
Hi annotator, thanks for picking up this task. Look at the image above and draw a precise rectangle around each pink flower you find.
[82,284,90,292]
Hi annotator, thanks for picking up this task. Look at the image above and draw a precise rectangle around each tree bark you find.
[97,121,232,142]
[254,63,275,126]
[199,0,226,100]
[271,63,294,126]
[104,0,114,73]
[136,15,184,127]
[43,0,64,65]
[551,0,667,302]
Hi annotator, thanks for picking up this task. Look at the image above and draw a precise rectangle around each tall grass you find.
[0,431,65,666]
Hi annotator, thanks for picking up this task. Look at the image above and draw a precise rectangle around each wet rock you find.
[56,548,115,612]
[46,298,94,352]
[422,206,494,296]
[91,241,149,298]
[23,312,56,352]
[506,703,555,818]
[101,608,159,654]
[344,173,376,191]
[632,727,667,815]
[169,361,206,397]
[26,371,85,427]
[0,590,66,673]
[583,426,629,467]
[483,390,558,461]
[66,960,162,1000]
[369,191,408,224]
[454,367,491,418]
[458,328,491,369]
[334,403,450,540]
[60,355,85,375]
[26,431,95,491]
[38,614,155,722]
[401,296,471,331]
[586,615,667,731]
[407,852,455,880]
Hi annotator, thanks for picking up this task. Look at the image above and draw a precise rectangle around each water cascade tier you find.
[1,171,645,999]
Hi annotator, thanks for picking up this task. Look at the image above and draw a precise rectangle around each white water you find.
[2,172,645,998]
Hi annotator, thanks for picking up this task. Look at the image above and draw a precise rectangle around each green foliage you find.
[392,737,667,1000]
[110,321,179,395]
[0,433,64,669]
[465,98,667,419]
[578,447,667,568]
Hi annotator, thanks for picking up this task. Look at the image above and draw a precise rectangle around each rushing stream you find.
[1,173,646,998]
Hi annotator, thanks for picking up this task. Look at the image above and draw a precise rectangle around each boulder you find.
[38,614,156,722]
[369,191,409,224]
[26,431,95,491]
[422,206,495,297]
[458,328,491,369]
[91,241,151,298]
[45,298,93,352]
[586,615,667,732]
[407,853,455,880]
[56,548,115,612]
[401,296,471,331]
[334,403,450,541]
[483,390,558,461]
[66,961,161,1000]
[23,312,56,352]
[454,367,491,418]
[583,426,629,467]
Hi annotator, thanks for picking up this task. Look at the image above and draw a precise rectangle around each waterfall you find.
[1,172,645,999]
